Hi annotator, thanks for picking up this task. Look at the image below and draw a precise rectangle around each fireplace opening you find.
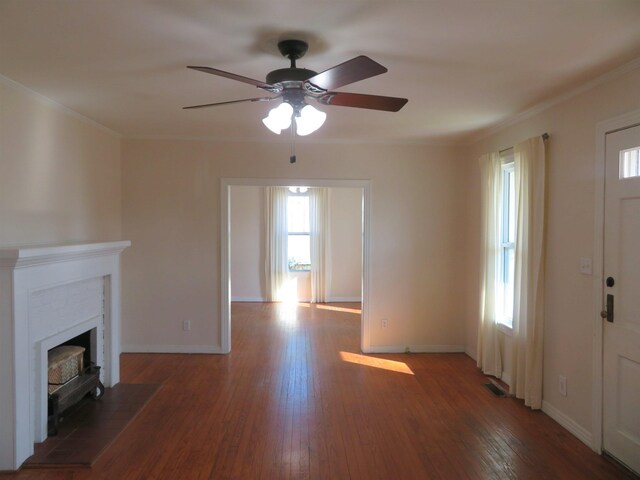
[56,330,93,369]
[47,329,105,435]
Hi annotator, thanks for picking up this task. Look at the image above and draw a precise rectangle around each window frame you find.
[498,150,515,333]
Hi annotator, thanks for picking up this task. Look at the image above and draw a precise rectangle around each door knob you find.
[606,276,615,287]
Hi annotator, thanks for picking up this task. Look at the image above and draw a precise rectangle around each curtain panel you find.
[477,136,546,410]
[264,187,289,302]
[512,136,546,409]
[310,187,331,303]
[477,152,503,378]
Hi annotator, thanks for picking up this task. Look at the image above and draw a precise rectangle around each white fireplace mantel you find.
[0,241,130,471]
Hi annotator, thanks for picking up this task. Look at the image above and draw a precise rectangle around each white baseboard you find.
[542,400,593,448]
[230,297,362,303]
[364,344,465,354]
[464,347,477,362]
[122,344,227,354]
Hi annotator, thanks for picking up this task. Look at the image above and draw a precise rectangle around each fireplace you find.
[0,241,130,471]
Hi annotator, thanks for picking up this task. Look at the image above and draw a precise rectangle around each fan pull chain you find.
[289,122,297,164]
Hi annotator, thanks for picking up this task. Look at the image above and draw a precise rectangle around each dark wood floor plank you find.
[4,302,636,479]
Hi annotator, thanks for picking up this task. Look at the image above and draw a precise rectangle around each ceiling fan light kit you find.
[184,39,407,160]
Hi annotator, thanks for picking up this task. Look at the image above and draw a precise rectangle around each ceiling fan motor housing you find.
[266,39,318,86]
[266,67,317,85]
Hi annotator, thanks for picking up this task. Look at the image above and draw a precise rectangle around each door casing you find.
[220,177,372,354]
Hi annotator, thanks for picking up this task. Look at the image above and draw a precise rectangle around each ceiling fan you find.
[184,39,408,137]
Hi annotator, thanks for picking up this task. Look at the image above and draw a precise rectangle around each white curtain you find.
[264,187,289,302]
[477,152,503,378]
[511,137,546,409]
[309,188,331,303]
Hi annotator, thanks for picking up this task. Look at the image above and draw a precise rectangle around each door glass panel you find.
[620,147,640,178]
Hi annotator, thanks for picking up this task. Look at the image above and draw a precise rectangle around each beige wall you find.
[121,140,467,352]
[230,186,263,300]
[463,67,640,438]
[329,187,362,301]
[230,186,362,302]
[0,79,121,246]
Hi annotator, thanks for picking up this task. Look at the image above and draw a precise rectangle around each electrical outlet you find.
[559,375,567,397]
[381,318,388,329]
[182,320,191,332]
[580,257,592,275]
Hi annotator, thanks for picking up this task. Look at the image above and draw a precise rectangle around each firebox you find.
[47,330,105,435]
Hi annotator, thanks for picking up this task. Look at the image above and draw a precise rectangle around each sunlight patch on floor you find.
[316,304,362,314]
[339,351,414,375]
[297,303,362,314]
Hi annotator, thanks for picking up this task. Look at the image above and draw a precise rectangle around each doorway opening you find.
[220,178,371,353]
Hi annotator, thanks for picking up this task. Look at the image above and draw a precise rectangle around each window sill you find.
[497,322,513,336]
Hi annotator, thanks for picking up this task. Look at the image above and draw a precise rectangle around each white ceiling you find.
[2,0,640,143]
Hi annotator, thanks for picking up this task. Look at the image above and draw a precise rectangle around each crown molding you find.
[0,74,122,138]
[470,56,640,144]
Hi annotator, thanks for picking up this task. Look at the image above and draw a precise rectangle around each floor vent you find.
[484,382,506,397]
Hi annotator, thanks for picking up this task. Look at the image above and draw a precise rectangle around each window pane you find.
[620,147,640,179]
[501,246,515,328]
[288,234,310,270]
[508,170,516,243]
[288,196,309,233]
[498,163,516,329]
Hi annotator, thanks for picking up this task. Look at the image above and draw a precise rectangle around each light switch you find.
[580,257,592,275]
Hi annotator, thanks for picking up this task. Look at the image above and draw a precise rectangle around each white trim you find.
[122,344,226,354]
[542,400,593,449]
[0,74,122,138]
[326,297,362,302]
[592,108,640,455]
[0,241,131,268]
[473,56,640,143]
[222,178,372,354]
[231,296,265,302]
[464,348,477,361]
[230,297,361,303]
[363,344,465,354]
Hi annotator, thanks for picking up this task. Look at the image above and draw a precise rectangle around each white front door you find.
[603,124,640,474]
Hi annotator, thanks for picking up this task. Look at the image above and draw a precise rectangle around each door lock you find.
[601,294,614,323]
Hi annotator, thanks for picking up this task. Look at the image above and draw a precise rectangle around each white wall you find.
[230,186,362,302]
[463,65,640,443]
[121,140,467,353]
[329,187,362,301]
[0,78,122,246]
[230,186,263,301]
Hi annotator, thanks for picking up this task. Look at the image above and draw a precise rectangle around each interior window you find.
[620,147,640,178]
[287,187,311,271]
[498,153,515,329]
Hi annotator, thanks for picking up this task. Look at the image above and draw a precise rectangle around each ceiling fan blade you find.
[318,92,408,112]
[183,96,278,110]
[305,56,387,91]
[187,66,277,91]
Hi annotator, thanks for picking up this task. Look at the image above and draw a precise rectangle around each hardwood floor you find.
[3,302,635,479]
